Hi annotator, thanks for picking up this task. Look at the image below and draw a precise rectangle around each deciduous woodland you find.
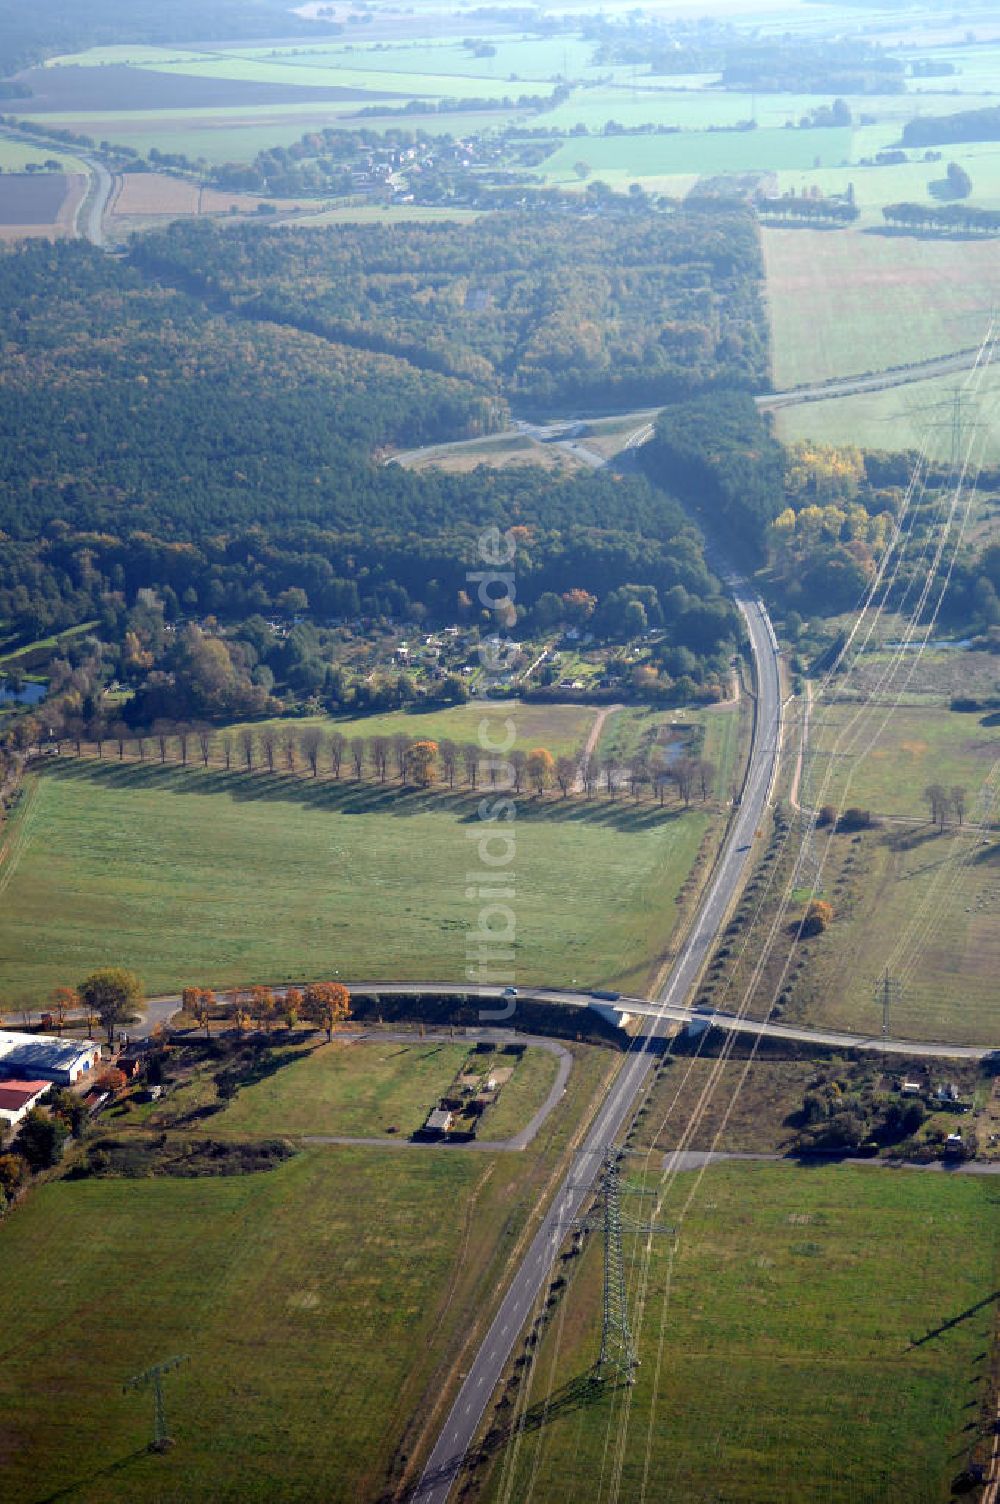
[133,206,768,407]
[0,204,766,724]
[0,0,340,76]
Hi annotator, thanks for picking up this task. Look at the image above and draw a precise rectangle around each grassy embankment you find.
[0,1035,616,1504]
[474,1162,999,1504]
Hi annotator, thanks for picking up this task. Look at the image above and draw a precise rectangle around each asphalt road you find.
[0,129,114,249]
[758,345,983,409]
[389,342,986,475]
[410,584,783,1504]
[109,977,996,1063]
[76,155,114,248]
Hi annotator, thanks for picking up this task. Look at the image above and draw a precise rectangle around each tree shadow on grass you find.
[42,756,688,834]
[213,1039,319,1103]
[907,1290,1000,1351]
[36,1446,150,1503]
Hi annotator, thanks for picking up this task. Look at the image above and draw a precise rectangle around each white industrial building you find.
[0,1031,101,1085]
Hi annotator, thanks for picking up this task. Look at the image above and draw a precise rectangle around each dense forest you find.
[0,222,753,725]
[643,393,787,561]
[590,22,904,94]
[133,204,769,411]
[0,0,337,76]
[901,106,1000,147]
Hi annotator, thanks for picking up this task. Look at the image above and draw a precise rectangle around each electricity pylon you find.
[123,1355,187,1452]
[873,969,902,1049]
[570,1151,673,1384]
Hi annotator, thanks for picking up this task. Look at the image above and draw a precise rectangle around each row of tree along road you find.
[31,725,718,806]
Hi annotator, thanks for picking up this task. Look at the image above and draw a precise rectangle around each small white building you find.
[0,1079,50,1127]
[0,1031,101,1085]
[425,1107,453,1135]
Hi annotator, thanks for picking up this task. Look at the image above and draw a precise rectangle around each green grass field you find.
[160,1037,475,1137]
[807,700,998,819]
[141,55,542,102]
[226,700,599,759]
[775,139,1000,214]
[0,138,86,171]
[790,826,1000,1043]
[0,1022,617,1504]
[774,364,1000,463]
[0,758,710,1003]
[763,223,1000,387]
[0,1151,498,1504]
[478,1162,999,1504]
[541,124,853,185]
[539,87,947,138]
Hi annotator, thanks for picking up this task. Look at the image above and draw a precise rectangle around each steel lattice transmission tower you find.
[571,1151,672,1384]
[123,1355,188,1452]
[873,969,903,1048]
[598,1149,636,1380]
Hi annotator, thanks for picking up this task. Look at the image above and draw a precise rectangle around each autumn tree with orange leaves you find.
[181,986,216,1037]
[304,982,352,1042]
[526,747,555,795]
[249,984,275,1032]
[282,988,303,1031]
[407,739,438,787]
[50,986,77,1035]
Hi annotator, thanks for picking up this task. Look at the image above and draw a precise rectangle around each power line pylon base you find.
[569,1151,673,1386]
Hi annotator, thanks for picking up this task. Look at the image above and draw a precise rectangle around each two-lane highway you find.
[411,580,783,1503]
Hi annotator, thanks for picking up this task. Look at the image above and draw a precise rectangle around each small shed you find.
[425,1107,453,1135]
[0,1079,50,1127]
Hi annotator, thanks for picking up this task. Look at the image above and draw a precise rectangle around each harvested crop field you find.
[12,64,404,112]
[0,172,85,238]
[108,172,314,219]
